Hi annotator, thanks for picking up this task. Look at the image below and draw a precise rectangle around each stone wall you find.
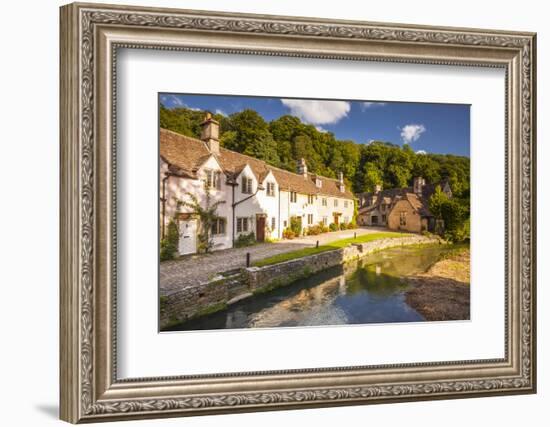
[160,268,252,328]
[160,234,442,329]
[246,235,441,294]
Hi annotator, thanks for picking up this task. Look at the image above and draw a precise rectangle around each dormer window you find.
[204,168,221,190]
[315,178,322,188]
[266,182,275,197]
[241,176,253,194]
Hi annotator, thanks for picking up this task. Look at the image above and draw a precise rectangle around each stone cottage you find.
[357,177,452,233]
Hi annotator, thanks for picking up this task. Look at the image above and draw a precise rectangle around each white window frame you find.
[241,176,253,194]
[266,182,276,197]
[290,191,297,203]
[211,217,226,236]
[237,217,249,233]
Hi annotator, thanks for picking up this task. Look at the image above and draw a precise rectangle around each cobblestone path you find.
[160,228,378,295]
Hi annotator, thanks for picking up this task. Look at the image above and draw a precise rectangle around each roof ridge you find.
[161,127,343,183]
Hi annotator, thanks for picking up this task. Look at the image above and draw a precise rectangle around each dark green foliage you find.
[160,219,179,261]
[289,216,302,236]
[429,185,470,242]
[234,232,256,248]
[160,105,469,201]
[329,223,339,232]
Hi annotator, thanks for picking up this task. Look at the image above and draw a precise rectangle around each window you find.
[307,214,313,225]
[210,217,226,236]
[271,217,276,231]
[283,220,288,228]
[334,199,339,207]
[266,182,275,197]
[290,191,297,203]
[382,214,387,223]
[400,212,407,226]
[204,169,222,190]
[237,217,249,233]
[308,194,315,204]
[344,200,348,208]
[241,176,253,194]
[322,198,327,206]
[343,216,349,224]
[322,216,328,225]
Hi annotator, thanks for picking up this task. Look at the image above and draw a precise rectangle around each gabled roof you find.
[160,128,354,200]
[402,193,432,217]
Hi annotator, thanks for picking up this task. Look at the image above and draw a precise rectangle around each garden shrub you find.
[234,232,256,248]
[289,216,302,236]
[160,219,179,261]
[306,225,322,235]
[329,223,338,232]
[283,228,296,239]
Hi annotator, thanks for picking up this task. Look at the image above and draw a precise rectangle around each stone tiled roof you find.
[358,182,443,218]
[403,193,432,217]
[160,128,354,199]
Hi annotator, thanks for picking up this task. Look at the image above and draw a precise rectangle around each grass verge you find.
[253,232,409,267]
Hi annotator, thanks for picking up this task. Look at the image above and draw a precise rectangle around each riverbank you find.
[161,234,444,329]
[404,247,470,321]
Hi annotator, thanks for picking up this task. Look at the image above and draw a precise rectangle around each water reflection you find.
[166,245,458,331]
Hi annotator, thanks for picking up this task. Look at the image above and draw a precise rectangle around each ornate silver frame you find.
[60,2,537,423]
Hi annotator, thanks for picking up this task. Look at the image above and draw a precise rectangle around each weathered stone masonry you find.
[160,235,443,329]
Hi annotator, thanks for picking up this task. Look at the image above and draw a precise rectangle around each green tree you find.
[428,185,449,220]
[362,162,383,193]
[221,109,280,165]
[176,192,225,253]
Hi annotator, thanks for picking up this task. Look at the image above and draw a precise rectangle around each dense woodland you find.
[160,105,470,241]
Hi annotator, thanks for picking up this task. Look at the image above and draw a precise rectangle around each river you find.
[166,244,461,331]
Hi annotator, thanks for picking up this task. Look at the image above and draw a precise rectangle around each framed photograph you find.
[60,2,537,423]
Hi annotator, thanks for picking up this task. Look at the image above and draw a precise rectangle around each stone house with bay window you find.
[160,113,355,255]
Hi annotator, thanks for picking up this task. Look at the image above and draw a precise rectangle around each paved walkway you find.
[160,227,380,295]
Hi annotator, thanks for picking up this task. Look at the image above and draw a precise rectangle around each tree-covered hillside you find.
[159,105,470,200]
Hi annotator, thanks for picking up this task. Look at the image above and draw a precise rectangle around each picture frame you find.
[59,2,536,423]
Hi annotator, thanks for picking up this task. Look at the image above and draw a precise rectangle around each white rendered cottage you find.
[160,113,355,255]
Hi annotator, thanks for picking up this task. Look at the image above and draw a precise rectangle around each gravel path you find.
[160,227,379,295]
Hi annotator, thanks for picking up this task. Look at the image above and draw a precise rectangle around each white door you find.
[178,219,198,255]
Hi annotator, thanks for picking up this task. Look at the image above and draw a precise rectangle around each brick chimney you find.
[200,112,220,155]
[297,158,308,178]
[413,176,425,196]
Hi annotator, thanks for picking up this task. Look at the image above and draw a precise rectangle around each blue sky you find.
[160,93,470,157]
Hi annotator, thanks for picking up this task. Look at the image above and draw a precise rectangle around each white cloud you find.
[281,99,350,125]
[416,150,427,155]
[169,95,185,106]
[400,124,426,144]
[361,101,387,110]
[315,126,328,133]
[215,108,228,117]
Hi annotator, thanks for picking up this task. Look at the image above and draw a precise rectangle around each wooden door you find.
[256,216,266,242]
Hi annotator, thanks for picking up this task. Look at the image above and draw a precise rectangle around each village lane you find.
[160,227,378,295]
